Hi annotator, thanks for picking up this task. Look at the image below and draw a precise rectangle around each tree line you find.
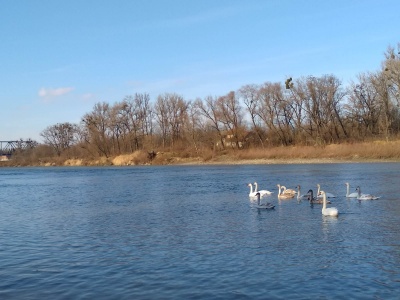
[40,44,400,158]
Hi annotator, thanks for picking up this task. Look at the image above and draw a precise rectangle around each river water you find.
[0,163,399,299]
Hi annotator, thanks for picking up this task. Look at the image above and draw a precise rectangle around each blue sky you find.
[1,0,399,142]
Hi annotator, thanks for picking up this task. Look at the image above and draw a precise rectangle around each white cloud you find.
[38,87,74,99]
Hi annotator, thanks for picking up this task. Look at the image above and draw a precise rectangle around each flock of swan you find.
[248,181,381,217]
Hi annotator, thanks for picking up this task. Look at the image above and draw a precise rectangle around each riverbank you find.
[3,154,399,168]
[2,140,400,167]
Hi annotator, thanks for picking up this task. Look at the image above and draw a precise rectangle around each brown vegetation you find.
[2,140,400,167]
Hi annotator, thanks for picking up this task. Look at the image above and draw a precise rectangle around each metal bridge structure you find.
[0,140,36,159]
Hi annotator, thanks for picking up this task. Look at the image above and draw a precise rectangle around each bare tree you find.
[347,74,382,139]
[195,96,226,150]
[166,94,189,147]
[153,93,189,148]
[239,84,265,147]
[296,75,347,144]
[257,82,294,146]
[81,102,112,157]
[383,44,400,107]
[216,91,245,149]
[40,122,78,156]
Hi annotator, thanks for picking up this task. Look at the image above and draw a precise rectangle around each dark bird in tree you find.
[285,77,293,89]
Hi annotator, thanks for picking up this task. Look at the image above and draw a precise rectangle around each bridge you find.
[0,140,36,160]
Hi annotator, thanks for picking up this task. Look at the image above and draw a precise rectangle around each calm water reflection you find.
[0,163,399,299]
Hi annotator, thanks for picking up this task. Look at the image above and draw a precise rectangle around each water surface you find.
[0,163,399,299]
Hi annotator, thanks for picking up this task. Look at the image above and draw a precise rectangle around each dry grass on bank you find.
[2,140,400,167]
[230,140,400,162]
[63,151,150,166]
[139,140,400,165]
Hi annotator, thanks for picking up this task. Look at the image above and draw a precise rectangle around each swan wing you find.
[254,203,275,209]
[322,207,339,216]
[347,192,358,198]
[258,189,274,196]
[358,193,380,200]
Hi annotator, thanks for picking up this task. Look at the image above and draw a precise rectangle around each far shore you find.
[3,140,400,167]
[2,156,399,168]
[165,157,400,166]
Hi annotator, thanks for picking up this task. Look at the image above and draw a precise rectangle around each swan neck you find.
[322,194,327,209]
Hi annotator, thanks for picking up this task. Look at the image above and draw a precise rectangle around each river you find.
[0,163,399,299]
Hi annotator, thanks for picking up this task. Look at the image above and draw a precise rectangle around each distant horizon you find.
[1,0,399,142]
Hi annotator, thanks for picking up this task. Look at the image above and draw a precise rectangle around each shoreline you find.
[2,155,400,168]
[171,157,400,166]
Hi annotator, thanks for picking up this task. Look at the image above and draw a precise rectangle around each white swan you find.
[277,184,295,199]
[317,184,336,198]
[320,191,339,217]
[345,182,358,198]
[355,186,380,200]
[248,183,258,197]
[253,182,273,196]
[254,192,275,209]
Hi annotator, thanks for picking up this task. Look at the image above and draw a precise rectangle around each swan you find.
[296,185,309,200]
[345,182,358,198]
[317,184,336,198]
[355,186,380,200]
[248,183,258,198]
[277,184,295,199]
[281,185,297,195]
[320,191,339,217]
[307,189,331,204]
[253,182,273,196]
[254,192,275,209]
